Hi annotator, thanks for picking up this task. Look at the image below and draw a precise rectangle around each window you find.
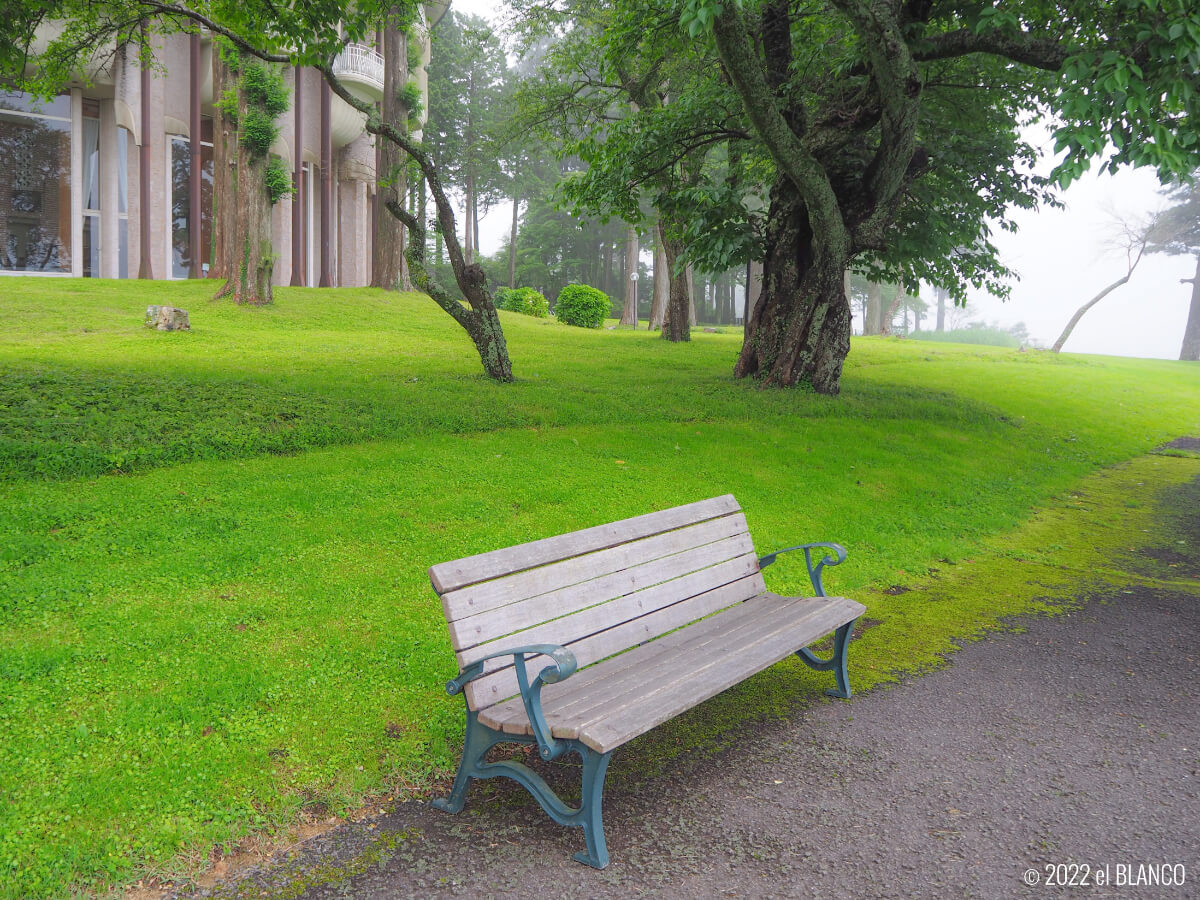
[303,162,314,286]
[0,91,72,274]
[117,126,129,279]
[168,117,214,278]
[82,98,100,278]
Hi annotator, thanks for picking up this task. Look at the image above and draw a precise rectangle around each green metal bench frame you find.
[433,541,855,869]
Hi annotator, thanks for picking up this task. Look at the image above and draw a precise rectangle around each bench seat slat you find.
[429,494,740,594]
[462,564,765,710]
[491,588,785,731]
[441,512,750,625]
[477,593,866,753]
[450,532,756,652]
[482,590,813,733]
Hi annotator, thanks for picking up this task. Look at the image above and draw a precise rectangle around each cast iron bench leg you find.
[433,709,615,868]
[432,710,499,814]
[796,618,858,699]
[575,746,612,869]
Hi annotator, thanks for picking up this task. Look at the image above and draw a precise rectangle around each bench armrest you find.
[758,542,847,597]
[445,644,577,761]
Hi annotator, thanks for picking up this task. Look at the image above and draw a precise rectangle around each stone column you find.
[137,48,153,278]
[70,89,83,277]
[99,99,120,278]
[188,33,202,277]
[319,79,332,287]
[290,65,305,286]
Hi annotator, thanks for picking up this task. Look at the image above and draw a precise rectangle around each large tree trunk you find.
[463,173,475,265]
[879,282,904,336]
[863,281,884,335]
[686,265,697,326]
[373,21,411,291]
[508,194,518,287]
[472,191,480,262]
[1180,256,1200,361]
[215,53,274,305]
[649,228,669,330]
[745,260,763,338]
[734,179,851,394]
[209,51,235,282]
[620,224,638,326]
[658,220,691,342]
[935,286,947,331]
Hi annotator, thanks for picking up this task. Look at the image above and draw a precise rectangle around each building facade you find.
[0,5,446,285]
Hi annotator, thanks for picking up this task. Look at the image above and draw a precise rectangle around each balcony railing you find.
[332,44,384,92]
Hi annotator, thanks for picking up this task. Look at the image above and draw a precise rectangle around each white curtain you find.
[82,116,100,211]
[117,127,128,215]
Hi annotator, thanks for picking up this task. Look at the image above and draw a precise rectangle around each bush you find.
[554,284,611,328]
[909,324,1021,348]
[495,287,549,318]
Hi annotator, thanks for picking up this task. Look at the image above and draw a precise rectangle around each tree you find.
[514,0,746,342]
[210,52,292,304]
[373,10,419,292]
[1052,216,1149,353]
[679,0,1200,393]
[8,0,516,380]
[1147,175,1200,361]
[427,13,507,265]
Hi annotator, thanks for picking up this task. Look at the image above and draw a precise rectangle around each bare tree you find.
[1052,215,1150,353]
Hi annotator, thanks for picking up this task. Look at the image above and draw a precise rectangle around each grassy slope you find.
[0,278,1196,897]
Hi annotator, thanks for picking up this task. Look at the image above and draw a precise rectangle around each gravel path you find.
[191,474,1200,900]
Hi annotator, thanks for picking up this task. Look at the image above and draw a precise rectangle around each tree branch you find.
[912,27,1071,71]
[711,3,847,251]
[137,1,290,61]
[829,0,922,242]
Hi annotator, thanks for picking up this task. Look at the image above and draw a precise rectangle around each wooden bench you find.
[428,494,865,868]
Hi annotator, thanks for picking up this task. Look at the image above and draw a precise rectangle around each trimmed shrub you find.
[554,284,611,328]
[496,287,549,318]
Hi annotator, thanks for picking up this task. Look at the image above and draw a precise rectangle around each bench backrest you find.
[429,494,767,711]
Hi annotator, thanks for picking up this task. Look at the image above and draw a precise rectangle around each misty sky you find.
[452,0,1196,361]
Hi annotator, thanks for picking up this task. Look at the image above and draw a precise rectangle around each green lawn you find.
[0,278,1197,898]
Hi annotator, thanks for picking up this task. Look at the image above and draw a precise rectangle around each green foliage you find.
[215,86,239,126]
[1148,172,1200,256]
[554,283,611,327]
[264,155,294,205]
[530,0,1200,309]
[1,279,1198,896]
[240,62,289,118]
[496,286,549,318]
[407,30,423,73]
[239,107,277,158]
[398,79,424,123]
[426,12,508,214]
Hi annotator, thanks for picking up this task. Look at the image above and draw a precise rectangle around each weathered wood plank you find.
[535,595,820,733]
[464,569,766,711]
[429,495,740,593]
[449,534,756,651]
[578,599,865,752]
[475,595,865,745]
[457,550,760,669]
[440,512,750,623]
[476,594,800,732]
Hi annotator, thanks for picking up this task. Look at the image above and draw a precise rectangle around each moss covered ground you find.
[0,278,1196,897]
